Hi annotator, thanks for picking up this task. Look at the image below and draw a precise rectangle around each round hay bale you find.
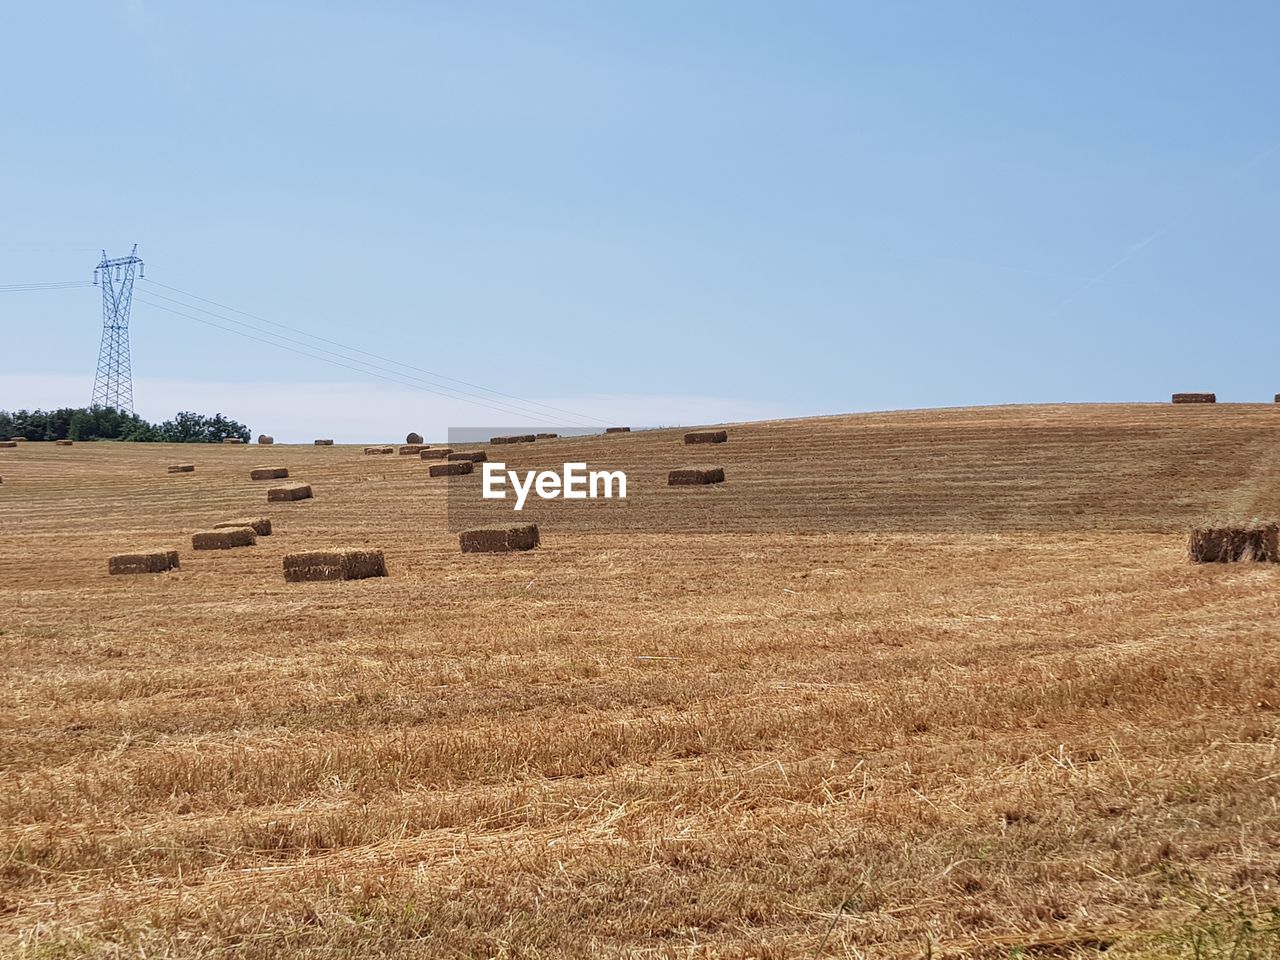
[192,527,256,550]
[406,432,424,445]
[284,549,387,582]
[459,523,540,553]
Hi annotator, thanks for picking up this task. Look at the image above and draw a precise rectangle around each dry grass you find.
[2,405,1279,958]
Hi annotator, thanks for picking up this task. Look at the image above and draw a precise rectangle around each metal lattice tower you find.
[90,246,144,413]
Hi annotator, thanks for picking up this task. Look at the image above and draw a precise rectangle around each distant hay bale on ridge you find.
[460,523,540,553]
[1172,393,1216,404]
[215,517,272,536]
[56,439,74,446]
[1189,521,1279,563]
[0,441,16,449]
[399,444,424,455]
[108,550,179,575]
[420,448,453,460]
[250,467,289,480]
[406,432,424,445]
[430,461,473,477]
[257,434,274,445]
[192,527,257,550]
[606,427,631,433]
[314,439,334,445]
[167,463,195,473]
[364,446,394,455]
[268,483,313,502]
[284,549,387,582]
[222,437,245,444]
[491,434,535,444]
[448,451,487,462]
[536,433,558,439]
[669,467,725,486]
[684,430,727,445]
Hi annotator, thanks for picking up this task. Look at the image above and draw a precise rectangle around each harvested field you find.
[447,451,486,462]
[430,460,473,476]
[214,517,272,536]
[106,549,179,575]
[3,403,1280,958]
[669,466,726,485]
[459,522,540,553]
[1172,392,1216,403]
[684,429,728,444]
[191,526,257,550]
[267,483,313,502]
[249,467,288,480]
[283,548,388,582]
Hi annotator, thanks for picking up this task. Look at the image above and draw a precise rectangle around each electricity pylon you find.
[90,245,144,413]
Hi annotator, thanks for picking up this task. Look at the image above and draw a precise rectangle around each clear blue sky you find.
[2,2,1278,438]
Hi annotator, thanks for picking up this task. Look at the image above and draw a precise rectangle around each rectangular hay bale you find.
[268,483,313,502]
[419,448,453,460]
[167,464,195,473]
[108,550,180,575]
[222,438,245,444]
[684,430,727,444]
[364,446,394,455]
[314,439,334,445]
[192,527,257,550]
[459,523,541,553]
[250,467,289,480]
[283,549,387,582]
[605,427,631,433]
[1172,393,1216,404]
[490,434,536,444]
[536,433,558,439]
[1189,523,1280,563]
[214,517,272,536]
[429,461,473,477]
[668,467,725,486]
[447,451,487,462]
[56,439,74,446]
[0,441,16,449]
[399,444,424,455]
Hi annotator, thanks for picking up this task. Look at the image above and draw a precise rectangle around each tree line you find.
[0,407,251,443]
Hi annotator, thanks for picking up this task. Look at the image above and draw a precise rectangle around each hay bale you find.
[249,467,289,480]
[10,437,26,442]
[215,517,272,536]
[192,527,257,550]
[108,550,179,575]
[1189,522,1280,563]
[684,430,727,445]
[268,483,313,502]
[606,427,630,433]
[536,433,558,439]
[55,439,74,446]
[406,432,424,445]
[283,549,387,582]
[167,463,195,473]
[490,434,536,444]
[419,448,453,460]
[222,437,245,444]
[429,461,473,477]
[364,446,394,455]
[669,467,725,486]
[1172,393,1216,404]
[447,451,487,462]
[314,439,334,445]
[257,434,274,444]
[0,441,15,449]
[459,523,540,553]
[399,444,424,455]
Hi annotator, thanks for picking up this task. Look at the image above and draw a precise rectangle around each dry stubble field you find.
[2,403,1279,958]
